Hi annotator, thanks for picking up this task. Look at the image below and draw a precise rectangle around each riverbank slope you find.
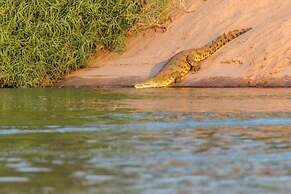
[61,0,291,87]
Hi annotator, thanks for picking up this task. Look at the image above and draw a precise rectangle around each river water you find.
[0,88,291,194]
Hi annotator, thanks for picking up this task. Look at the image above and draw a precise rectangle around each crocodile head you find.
[134,77,174,89]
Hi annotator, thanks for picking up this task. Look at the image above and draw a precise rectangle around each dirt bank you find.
[60,0,291,88]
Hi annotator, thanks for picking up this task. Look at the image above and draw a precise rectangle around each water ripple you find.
[1,117,291,135]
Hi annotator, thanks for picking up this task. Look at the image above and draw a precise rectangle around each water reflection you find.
[0,88,290,194]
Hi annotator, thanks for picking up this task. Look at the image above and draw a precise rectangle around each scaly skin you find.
[134,28,252,89]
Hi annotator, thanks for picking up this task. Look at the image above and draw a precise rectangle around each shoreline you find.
[60,0,291,88]
[58,76,291,88]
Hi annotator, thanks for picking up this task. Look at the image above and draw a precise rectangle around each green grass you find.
[0,0,168,87]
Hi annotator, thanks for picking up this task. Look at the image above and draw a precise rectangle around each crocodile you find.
[134,28,252,88]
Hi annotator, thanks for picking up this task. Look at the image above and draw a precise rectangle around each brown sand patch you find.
[60,0,291,88]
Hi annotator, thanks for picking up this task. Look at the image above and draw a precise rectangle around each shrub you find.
[0,0,168,87]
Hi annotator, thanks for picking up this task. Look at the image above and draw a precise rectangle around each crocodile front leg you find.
[186,55,201,74]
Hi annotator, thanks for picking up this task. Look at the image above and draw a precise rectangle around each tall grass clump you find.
[0,0,168,87]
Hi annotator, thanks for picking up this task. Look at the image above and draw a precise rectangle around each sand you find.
[60,0,291,88]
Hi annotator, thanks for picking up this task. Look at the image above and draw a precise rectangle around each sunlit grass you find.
[0,0,168,87]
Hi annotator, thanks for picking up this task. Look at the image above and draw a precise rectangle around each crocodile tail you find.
[205,28,252,55]
[188,28,252,62]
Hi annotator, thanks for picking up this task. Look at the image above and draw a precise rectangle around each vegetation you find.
[0,0,168,87]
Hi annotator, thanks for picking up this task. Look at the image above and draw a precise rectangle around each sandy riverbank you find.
[60,0,291,88]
